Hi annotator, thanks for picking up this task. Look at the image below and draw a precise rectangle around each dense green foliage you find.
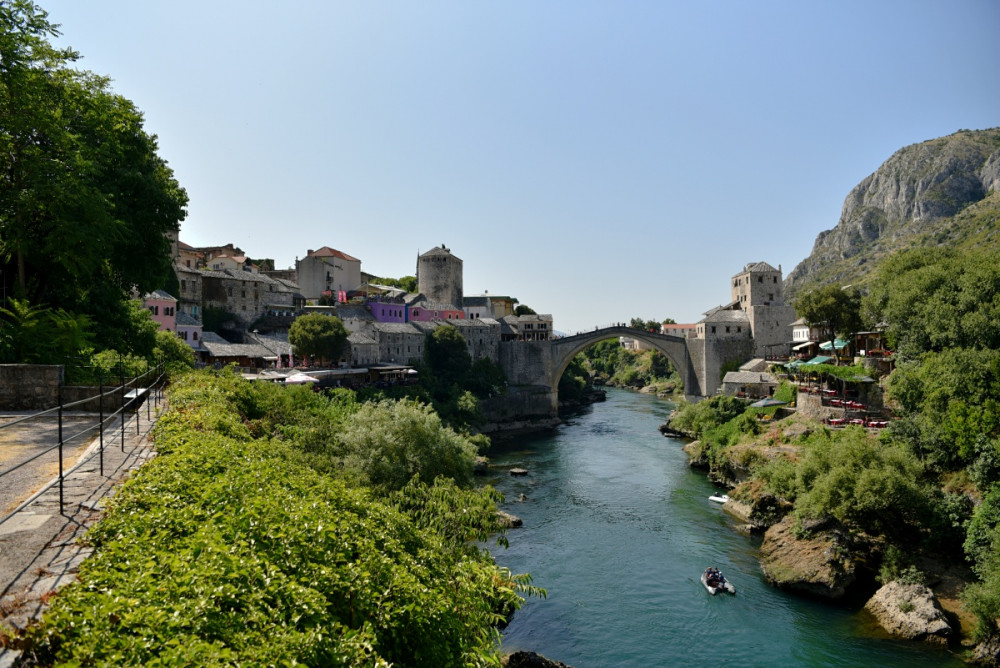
[576,339,680,392]
[1,2,188,359]
[558,354,590,403]
[863,248,1000,358]
[22,372,539,666]
[371,275,417,293]
[793,284,863,359]
[289,313,349,364]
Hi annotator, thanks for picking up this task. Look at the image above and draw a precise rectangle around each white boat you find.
[701,572,735,595]
[708,493,729,503]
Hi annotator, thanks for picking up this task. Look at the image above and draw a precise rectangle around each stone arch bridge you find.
[494,326,712,419]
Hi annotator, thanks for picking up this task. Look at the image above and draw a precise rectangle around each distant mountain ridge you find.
[785,127,1000,299]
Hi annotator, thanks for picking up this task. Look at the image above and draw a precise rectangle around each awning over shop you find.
[819,338,850,351]
[792,341,814,351]
[803,356,833,365]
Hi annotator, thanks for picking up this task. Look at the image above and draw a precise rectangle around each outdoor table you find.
[829,399,842,407]
[850,418,865,425]
[828,418,845,426]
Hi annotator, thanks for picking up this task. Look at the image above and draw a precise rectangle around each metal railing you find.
[0,362,166,525]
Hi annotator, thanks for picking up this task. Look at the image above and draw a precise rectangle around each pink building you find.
[409,301,465,322]
[144,290,178,332]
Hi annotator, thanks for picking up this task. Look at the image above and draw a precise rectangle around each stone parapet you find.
[0,365,63,410]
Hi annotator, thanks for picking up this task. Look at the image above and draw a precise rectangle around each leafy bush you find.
[669,395,746,439]
[794,429,929,538]
[23,372,535,666]
[335,399,479,491]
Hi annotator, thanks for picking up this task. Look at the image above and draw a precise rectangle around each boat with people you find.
[701,567,735,595]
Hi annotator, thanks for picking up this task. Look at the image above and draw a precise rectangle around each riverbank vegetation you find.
[668,246,1000,648]
[16,371,539,666]
[574,338,682,395]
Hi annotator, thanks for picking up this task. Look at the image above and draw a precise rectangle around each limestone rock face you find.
[759,515,856,599]
[864,581,952,645]
[786,128,1000,297]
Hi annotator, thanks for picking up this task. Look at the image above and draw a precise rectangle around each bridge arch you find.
[548,326,701,408]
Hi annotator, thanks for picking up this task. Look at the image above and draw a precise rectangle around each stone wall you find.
[498,341,552,387]
[59,386,130,413]
[0,365,63,410]
[688,337,756,399]
[481,385,555,424]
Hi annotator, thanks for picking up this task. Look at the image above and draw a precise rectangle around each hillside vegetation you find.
[786,128,1000,300]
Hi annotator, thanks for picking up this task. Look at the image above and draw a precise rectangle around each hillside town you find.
[151,234,554,375]
[151,236,891,402]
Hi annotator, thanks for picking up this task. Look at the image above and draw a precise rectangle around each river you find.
[484,388,962,667]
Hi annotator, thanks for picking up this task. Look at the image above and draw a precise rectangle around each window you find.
[768,293,774,301]
[227,287,233,296]
[758,276,763,283]
[711,326,716,334]
[725,326,730,333]
[149,305,159,315]
[773,276,777,283]
[737,326,742,333]
[181,280,186,291]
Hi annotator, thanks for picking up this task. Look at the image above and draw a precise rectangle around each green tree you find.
[154,329,195,372]
[288,313,348,364]
[863,248,1000,358]
[1,2,187,353]
[0,297,92,364]
[514,304,536,316]
[425,324,472,386]
[794,429,928,538]
[372,275,417,293]
[336,399,478,490]
[794,284,863,364]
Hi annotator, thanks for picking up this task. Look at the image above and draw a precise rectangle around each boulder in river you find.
[759,515,857,599]
[503,650,573,668]
[863,581,952,645]
[497,510,523,528]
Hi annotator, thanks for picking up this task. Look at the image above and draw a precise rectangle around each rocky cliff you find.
[786,128,1000,299]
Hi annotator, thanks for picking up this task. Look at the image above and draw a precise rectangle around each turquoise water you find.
[485,388,962,667]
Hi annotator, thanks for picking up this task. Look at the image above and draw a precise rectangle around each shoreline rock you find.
[759,515,858,599]
[503,650,573,668]
[863,581,952,645]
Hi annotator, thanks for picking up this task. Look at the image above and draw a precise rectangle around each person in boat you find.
[705,567,722,588]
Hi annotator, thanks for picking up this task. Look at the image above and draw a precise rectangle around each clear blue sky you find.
[44,0,1000,334]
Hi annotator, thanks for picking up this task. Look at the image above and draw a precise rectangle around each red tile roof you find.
[307,247,360,262]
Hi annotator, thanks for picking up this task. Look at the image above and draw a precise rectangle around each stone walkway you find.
[0,398,163,666]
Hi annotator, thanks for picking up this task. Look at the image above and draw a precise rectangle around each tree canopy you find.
[1,1,187,358]
[794,284,862,359]
[288,313,348,364]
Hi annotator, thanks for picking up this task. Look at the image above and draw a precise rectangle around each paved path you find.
[0,396,164,665]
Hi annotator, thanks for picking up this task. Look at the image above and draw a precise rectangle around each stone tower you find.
[417,245,463,307]
[730,262,796,358]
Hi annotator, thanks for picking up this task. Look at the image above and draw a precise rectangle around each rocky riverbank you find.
[660,410,991,659]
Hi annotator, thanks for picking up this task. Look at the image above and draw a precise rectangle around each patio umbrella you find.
[284,372,320,384]
[750,397,788,408]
